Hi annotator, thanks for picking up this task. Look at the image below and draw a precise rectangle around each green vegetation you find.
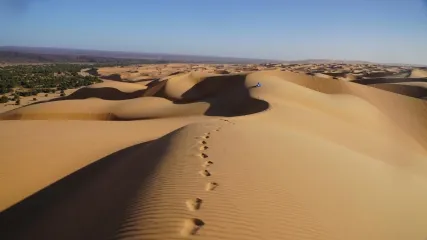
[0,95,8,103]
[0,64,103,102]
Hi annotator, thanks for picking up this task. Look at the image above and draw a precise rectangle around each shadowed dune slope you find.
[383,71,411,78]
[2,70,427,240]
[36,81,148,103]
[65,87,146,100]
[167,72,269,116]
[347,74,427,100]
[371,83,427,99]
[0,127,180,240]
[0,119,207,212]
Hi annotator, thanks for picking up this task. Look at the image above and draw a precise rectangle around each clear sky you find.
[1,0,427,64]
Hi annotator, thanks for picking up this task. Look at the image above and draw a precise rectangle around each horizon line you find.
[1,45,426,67]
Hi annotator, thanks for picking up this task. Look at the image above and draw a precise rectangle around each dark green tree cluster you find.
[0,95,8,103]
[0,64,103,101]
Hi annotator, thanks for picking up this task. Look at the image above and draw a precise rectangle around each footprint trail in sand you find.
[181,120,231,237]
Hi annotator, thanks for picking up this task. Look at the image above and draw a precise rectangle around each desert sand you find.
[1,70,427,240]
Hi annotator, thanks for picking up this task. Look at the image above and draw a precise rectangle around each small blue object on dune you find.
[256,82,261,87]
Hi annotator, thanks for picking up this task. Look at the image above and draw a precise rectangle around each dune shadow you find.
[371,84,427,99]
[0,131,175,240]
[85,68,99,76]
[173,74,269,116]
[63,87,146,101]
[26,87,147,107]
[102,73,123,81]
[144,79,168,97]
[128,78,158,83]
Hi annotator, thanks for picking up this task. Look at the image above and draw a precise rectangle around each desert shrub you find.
[0,95,8,103]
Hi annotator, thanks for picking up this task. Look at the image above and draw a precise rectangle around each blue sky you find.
[1,0,427,64]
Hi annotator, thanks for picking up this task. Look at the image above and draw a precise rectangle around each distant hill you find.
[1,46,424,66]
[285,59,373,64]
[0,46,277,64]
[0,50,170,64]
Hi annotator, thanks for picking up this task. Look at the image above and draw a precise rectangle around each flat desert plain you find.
[1,68,427,240]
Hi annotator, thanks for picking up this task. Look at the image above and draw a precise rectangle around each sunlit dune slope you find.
[409,68,427,78]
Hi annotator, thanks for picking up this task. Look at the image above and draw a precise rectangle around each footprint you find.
[199,135,210,139]
[220,119,232,123]
[199,169,211,177]
[196,153,208,159]
[199,140,207,145]
[220,119,235,125]
[205,182,218,191]
[202,161,213,167]
[181,218,205,236]
[199,146,208,151]
[186,198,203,211]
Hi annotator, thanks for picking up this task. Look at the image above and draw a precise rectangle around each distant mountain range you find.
[0,46,424,66]
[0,46,277,64]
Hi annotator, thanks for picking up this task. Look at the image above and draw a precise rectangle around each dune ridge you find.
[2,70,427,240]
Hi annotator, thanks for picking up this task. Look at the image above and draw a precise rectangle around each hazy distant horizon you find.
[4,45,427,67]
[1,0,427,65]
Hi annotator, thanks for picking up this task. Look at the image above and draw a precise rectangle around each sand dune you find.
[409,68,427,78]
[313,73,334,79]
[338,73,358,81]
[88,80,147,92]
[371,83,427,99]
[0,72,268,120]
[348,75,427,99]
[50,81,148,101]
[2,70,427,240]
[382,71,411,78]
